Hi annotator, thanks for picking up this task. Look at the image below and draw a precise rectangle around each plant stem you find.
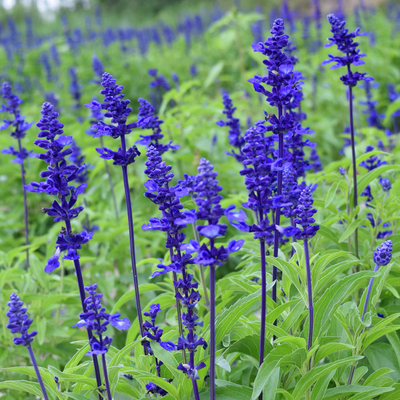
[27,344,49,400]
[346,68,359,259]
[168,249,187,364]
[18,138,30,268]
[119,134,146,348]
[210,264,216,400]
[272,128,284,305]
[191,222,209,306]
[101,353,112,400]
[99,136,119,220]
[65,219,103,400]
[258,239,266,400]
[180,265,200,400]
[362,264,379,321]
[304,239,314,368]
[56,258,64,324]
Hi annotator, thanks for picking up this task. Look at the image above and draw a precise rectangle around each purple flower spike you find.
[75,284,130,399]
[373,240,392,266]
[323,14,372,86]
[24,101,104,396]
[6,293,37,347]
[216,90,245,162]
[292,186,320,240]
[134,98,179,154]
[6,293,49,400]
[1,82,34,267]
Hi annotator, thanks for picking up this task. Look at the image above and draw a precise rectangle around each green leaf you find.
[199,380,253,400]
[225,333,272,362]
[251,361,280,400]
[204,289,261,343]
[119,368,179,399]
[338,219,369,243]
[323,385,393,400]
[111,283,163,313]
[292,356,363,400]
[151,342,180,381]
[351,165,400,202]
[314,343,354,364]
[0,381,44,398]
[311,371,335,400]
[325,181,340,207]
[64,344,91,372]
[47,365,97,388]
[203,62,224,88]
[361,313,400,349]
[309,271,379,339]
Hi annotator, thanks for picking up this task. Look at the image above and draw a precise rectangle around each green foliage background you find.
[1,2,400,399]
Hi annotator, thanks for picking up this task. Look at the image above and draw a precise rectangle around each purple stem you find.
[101,352,112,400]
[258,239,267,400]
[17,138,30,268]
[346,65,359,259]
[178,252,200,400]
[119,134,146,346]
[99,136,119,221]
[210,264,216,400]
[362,263,379,320]
[304,239,313,353]
[27,344,49,400]
[191,221,209,307]
[65,219,103,400]
[272,103,284,306]
[168,248,187,364]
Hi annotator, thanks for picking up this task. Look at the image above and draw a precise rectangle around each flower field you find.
[1,1,400,399]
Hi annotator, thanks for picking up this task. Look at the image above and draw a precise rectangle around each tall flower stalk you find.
[226,123,277,378]
[249,19,298,305]
[85,73,146,347]
[361,240,392,321]
[143,145,207,400]
[74,284,131,399]
[323,14,373,259]
[86,98,119,220]
[348,240,392,385]
[291,187,319,355]
[185,158,244,400]
[24,102,104,398]
[6,293,49,400]
[1,82,34,268]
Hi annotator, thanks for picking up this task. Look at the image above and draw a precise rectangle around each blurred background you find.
[0,0,395,25]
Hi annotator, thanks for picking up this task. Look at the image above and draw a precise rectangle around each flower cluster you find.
[74,284,130,356]
[183,158,244,265]
[360,81,384,129]
[359,145,387,204]
[323,14,373,87]
[69,67,81,109]
[143,304,172,397]
[373,240,392,266]
[85,72,141,166]
[216,91,245,162]
[6,293,37,346]
[291,186,320,240]
[134,98,179,154]
[24,102,93,273]
[91,55,104,84]
[148,68,171,111]
[227,123,278,244]
[142,145,207,382]
[1,82,35,163]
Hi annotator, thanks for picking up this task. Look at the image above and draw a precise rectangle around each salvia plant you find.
[2,3,400,400]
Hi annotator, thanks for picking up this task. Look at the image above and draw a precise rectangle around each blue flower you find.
[323,14,373,87]
[6,293,38,346]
